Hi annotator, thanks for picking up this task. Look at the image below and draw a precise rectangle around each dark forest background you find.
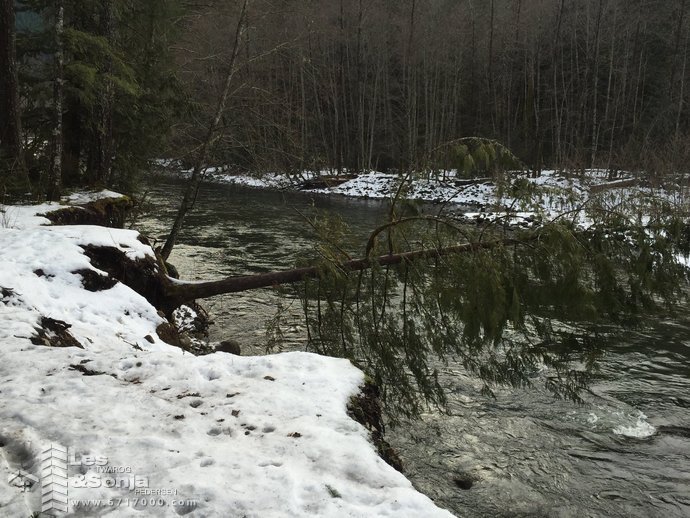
[2,0,690,195]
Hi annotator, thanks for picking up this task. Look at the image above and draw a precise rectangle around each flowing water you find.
[137,178,690,518]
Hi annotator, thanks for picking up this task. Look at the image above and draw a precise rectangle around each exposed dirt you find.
[72,268,118,291]
[68,361,114,377]
[81,244,170,312]
[347,381,404,472]
[42,196,133,227]
[31,316,83,348]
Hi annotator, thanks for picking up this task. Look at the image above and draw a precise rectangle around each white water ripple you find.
[613,411,656,438]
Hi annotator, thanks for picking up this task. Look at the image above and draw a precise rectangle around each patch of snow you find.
[1,202,60,228]
[0,199,453,517]
[64,189,125,205]
[173,305,198,332]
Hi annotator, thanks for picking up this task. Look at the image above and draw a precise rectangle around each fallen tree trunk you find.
[70,196,534,316]
[40,195,537,318]
[162,236,532,310]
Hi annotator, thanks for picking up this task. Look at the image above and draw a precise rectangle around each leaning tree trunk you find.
[160,0,249,262]
[0,0,30,193]
[159,236,532,313]
[83,228,533,317]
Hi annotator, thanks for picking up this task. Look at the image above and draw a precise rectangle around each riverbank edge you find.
[0,192,443,517]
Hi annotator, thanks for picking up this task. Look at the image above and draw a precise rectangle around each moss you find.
[42,195,133,228]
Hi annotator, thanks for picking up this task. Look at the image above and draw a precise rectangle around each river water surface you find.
[138,178,690,518]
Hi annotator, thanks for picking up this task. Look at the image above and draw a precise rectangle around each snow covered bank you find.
[164,163,676,214]
[0,195,453,517]
[193,167,687,229]
[195,167,616,205]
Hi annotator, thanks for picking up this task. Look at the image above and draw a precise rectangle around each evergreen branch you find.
[364,216,473,258]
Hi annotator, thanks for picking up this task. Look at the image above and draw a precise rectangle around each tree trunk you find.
[551,0,565,164]
[590,0,605,167]
[0,0,29,192]
[92,0,115,185]
[47,0,65,201]
[62,97,82,187]
[162,236,530,310]
[160,0,249,262]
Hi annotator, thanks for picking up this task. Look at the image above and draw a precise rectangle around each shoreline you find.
[0,192,454,518]
[155,165,688,231]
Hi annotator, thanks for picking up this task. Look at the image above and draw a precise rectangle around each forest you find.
[2,0,690,195]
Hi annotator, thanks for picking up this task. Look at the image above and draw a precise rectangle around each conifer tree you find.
[0,0,31,194]
[14,0,184,195]
[294,181,689,415]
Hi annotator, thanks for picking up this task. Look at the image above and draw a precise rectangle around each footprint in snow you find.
[258,460,283,467]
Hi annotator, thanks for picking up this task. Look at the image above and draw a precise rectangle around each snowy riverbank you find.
[171,165,687,229]
[202,167,592,207]
[0,194,453,517]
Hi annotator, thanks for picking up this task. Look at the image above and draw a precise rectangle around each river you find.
[137,177,690,518]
